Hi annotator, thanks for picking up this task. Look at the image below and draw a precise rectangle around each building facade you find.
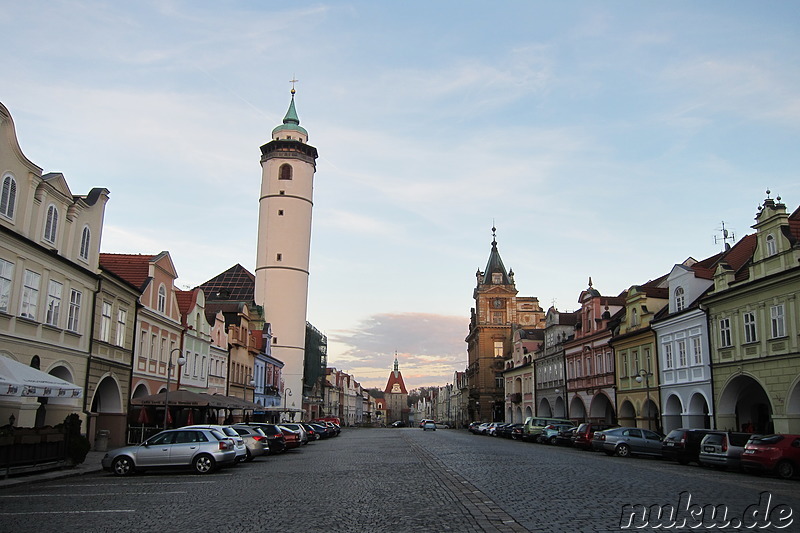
[533,308,577,420]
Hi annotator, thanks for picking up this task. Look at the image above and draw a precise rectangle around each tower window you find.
[278,210,284,216]
[279,164,293,180]
[276,254,282,261]
[279,190,285,195]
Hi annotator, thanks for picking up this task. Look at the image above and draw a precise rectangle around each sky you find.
[2,1,798,390]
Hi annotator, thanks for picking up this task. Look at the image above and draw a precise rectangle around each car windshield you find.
[210,429,226,440]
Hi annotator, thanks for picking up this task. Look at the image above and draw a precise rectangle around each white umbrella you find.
[0,356,83,398]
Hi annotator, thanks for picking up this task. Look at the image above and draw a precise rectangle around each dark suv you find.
[241,423,287,454]
[574,422,619,450]
[662,428,715,465]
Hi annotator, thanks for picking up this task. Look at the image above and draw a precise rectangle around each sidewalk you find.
[0,450,106,490]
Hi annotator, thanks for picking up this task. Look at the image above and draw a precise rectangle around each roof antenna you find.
[714,221,736,251]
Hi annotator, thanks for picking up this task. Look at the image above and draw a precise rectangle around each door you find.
[642,430,663,455]
[136,431,175,466]
[170,430,204,465]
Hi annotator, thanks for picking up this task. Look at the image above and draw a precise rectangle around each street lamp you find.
[635,369,653,431]
[164,348,187,430]
[243,374,255,401]
[283,387,292,422]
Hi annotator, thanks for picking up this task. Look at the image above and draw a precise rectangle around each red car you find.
[278,426,302,450]
[741,434,800,479]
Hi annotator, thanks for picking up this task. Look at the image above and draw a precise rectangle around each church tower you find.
[255,87,318,415]
[465,227,544,422]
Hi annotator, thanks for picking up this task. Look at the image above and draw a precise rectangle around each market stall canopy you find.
[131,389,212,407]
[0,356,83,398]
[201,393,261,411]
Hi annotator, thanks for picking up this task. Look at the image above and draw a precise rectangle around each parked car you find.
[278,425,302,449]
[554,427,577,447]
[468,421,483,434]
[230,425,269,461]
[390,421,406,427]
[182,425,247,463]
[240,423,287,454]
[419,419,435,428]
[510,424,525,441]
[280,423,309,445]
[698,431,751,470]
[497,423,522,439]
[593,427,663,458]
[522,417,573,443]
[742,434,800,479]
[101,428,236,476]
[301,423,320,440]
[661,428,716,465]
[487,422,503,436]
[538,423,575,444]
[308,422,333,439]
[422,421,436,431]
[476,422,491,435]
[574,422,619,450]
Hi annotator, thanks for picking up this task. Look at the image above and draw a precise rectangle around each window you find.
[644,348,652,373]
[743,312,757,344]
[492,272,503,284]
[0,258,13,312]
[43,204,58,243]
[678,340,687,367]
[67,289,82,331]
[20,269,41,319]
[494,341,504,357]
[675,287,685,312]
[633,351,639,374]
[492,312,503,324]
[276,253,282,261]
[664,343,674,369]
[0,174,16,219]
[150,334,156,360]
[692,337,702,365]
[770,305,785,339]
[279,164,293,180]
[766,234,777,257]
[79,226,91,261]
[139,330,146,356]
[116,309,127,346]
[157,285,166,313]
[45,280,63,326]
[160,338,167,363]
[630,308,639,327]
[595,353,603,374]
[719,318,732,347]
[621,354,628,377]
[278,210,284,216]
[100,301,112,342]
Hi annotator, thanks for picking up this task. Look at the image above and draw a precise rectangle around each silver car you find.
[594,427,663,458]
[231,425,269,460]
[698,431,751,470]
[101,428,236,476]
[182,425,248,463]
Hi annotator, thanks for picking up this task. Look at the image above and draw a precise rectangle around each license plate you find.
[665,442,674,447]
[704,446,715,452]
[743,449,755,454]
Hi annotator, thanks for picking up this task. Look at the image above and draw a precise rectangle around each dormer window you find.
[675,287,685,312]
[630,308,639,327]
[766,234,777,256]
[492,272,503,284]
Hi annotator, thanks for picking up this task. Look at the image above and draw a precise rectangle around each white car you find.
[422,421,436,431]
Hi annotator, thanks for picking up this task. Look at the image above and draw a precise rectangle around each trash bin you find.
[95,429,110,452]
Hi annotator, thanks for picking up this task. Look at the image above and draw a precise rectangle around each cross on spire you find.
[290,76,298,95]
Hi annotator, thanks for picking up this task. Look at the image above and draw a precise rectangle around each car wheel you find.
[615,444,631,458]
[193,454,216,474]
[775,460,796,480]
[245,449,253,462]
[112,456,134,476]
[548,436,557,445]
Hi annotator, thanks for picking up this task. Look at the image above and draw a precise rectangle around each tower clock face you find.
[493,298,503,309]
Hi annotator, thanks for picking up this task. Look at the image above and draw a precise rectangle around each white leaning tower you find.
[255,87,318,416]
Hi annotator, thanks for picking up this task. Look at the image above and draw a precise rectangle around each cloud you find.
[326,312,468,389]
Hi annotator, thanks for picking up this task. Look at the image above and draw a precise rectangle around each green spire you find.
[272,87,308,137]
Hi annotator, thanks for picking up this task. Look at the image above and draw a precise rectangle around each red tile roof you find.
[99,253,155,291]
[384,370,408,395]
[176,289,199,323]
